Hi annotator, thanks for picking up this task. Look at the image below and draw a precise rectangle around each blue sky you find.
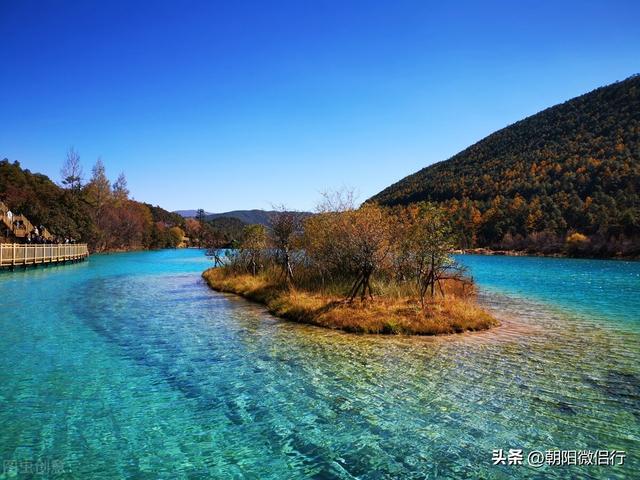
[1,0,639,212]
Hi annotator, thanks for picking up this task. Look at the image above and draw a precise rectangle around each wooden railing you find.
[0,243,89,268]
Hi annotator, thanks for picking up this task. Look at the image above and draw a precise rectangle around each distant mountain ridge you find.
[173,210,213,218]
[206,210,277,226]
[175,209,311,226]
[370,74,640,256]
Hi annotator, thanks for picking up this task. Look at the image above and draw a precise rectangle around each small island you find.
[203,194,497,335]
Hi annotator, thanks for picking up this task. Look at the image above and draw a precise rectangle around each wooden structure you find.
[0,200,86,269]
[0,243,89,268]
[0,200,55,243]
[11,214,33,239]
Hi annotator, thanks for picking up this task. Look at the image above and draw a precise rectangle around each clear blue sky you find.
[1,1,639,212]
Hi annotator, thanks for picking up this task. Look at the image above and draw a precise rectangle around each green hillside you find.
[370,75,640,256]
[206,216,247,245]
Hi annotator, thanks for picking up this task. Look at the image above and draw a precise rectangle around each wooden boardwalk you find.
[0,243,89,268]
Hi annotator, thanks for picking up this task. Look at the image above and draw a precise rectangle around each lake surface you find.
[0,249,638,479]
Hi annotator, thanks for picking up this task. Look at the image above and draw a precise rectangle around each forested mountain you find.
[370,75,640,256]
[144,203,185,226]
[206,210,275,225]
[0,159,185,251]
[175,209,270,224]
[206,217,247,244]
[177,209,313,227]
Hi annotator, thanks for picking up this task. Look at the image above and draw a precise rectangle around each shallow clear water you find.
[0,249,638,479]
[456,254,640,328]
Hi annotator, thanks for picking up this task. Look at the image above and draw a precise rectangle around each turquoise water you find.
[0,249,638,479]
[456,254,640,328]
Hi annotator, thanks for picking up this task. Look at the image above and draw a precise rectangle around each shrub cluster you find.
[220,194,471,312]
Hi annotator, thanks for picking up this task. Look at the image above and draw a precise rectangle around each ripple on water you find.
[0,250,638,479]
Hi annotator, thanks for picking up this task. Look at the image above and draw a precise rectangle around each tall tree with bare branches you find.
[304,191,391,302]
[270,206,303,285]
[61,147,83,190]
[240,224,267,276]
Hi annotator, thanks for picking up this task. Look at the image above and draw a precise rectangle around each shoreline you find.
[202,268,498,336]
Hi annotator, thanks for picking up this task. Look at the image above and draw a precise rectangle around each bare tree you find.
[270,205,304,285]
[342,204,392,302]
[240,224,267,275]
[206,245,226,267]
[203,227,229,267]
[305,197,391,303]
[61,147,83,190]
[315,187,358,213]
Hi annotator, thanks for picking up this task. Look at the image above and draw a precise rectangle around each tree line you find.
[1,151,190,251]
[1,152,258,252]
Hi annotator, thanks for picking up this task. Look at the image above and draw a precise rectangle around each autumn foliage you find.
[204,193,496,335]
[0,155,186,251]
[371,75,640,257]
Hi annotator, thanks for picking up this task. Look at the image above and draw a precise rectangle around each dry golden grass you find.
[202,268,498,335]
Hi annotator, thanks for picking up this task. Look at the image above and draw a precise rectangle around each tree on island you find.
[398,203,467,309]
[304,191,392,303]
[269,206,304,285]
[203,190,493,335]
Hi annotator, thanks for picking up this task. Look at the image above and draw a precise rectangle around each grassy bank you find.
[202,268,497,335]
